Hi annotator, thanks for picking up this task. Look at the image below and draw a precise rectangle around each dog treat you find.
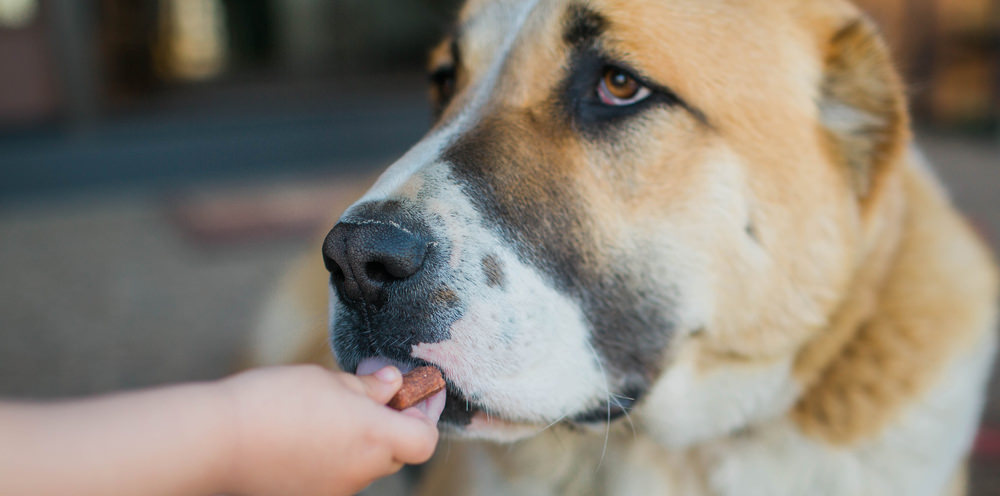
[388,366,446,410]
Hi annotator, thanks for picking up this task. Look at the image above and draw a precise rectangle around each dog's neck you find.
[788,153,908,439]
[790,149,996,444]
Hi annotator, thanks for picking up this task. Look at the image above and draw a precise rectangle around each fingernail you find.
[374,366,400,384]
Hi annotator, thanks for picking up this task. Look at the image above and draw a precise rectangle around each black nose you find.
[322,220,430,306]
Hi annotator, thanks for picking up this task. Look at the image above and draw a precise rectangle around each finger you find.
[351,451,404,488]
[376,409,439,464]
[378,461,405,479]
[357,366,403,404]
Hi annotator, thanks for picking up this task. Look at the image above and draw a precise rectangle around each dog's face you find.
[324,0,904,442]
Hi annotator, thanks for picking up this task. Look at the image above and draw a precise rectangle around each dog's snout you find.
[323,220,429,306]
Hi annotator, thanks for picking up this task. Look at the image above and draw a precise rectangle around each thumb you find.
[357,366,403,404]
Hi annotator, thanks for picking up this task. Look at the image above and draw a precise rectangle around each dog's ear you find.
[819,17,908,201]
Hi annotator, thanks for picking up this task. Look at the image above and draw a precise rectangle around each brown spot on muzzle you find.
[482,254,505,288]
[430,286,460,307]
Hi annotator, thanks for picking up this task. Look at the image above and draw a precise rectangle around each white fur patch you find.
[700,326,997,496]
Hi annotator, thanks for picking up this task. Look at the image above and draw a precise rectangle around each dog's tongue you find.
[356,356,411,375]
[356,357,447,425]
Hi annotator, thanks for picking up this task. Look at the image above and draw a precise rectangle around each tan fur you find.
[247,250,337,369]
[793,162,998,444]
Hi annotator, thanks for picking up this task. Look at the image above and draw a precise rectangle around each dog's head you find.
[324,0,907,443]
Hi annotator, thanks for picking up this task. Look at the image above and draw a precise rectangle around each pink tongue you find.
[355,357,447,425]
[415,389,447,424]
[356,357,412,375]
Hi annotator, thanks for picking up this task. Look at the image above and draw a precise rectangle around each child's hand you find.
[219,365,440,496]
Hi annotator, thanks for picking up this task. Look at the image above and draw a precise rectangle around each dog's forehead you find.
[457,0,550,45]
[450,0,825,126]
[452,0,560,88]
[362,0,842,212]
[459,0,551,26]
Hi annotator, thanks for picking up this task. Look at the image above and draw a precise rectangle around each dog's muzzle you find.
[322,201,463,374]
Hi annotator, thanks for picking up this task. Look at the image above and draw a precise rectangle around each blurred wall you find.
[0,1,59,125]
[0,0,995,202]
[0,0,996,131]
[1,0,460,129]
[856,0,999,128]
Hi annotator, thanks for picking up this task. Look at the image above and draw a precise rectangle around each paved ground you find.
[0,130,996,493]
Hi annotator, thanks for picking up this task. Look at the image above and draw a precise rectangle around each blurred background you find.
[0,0,997,493]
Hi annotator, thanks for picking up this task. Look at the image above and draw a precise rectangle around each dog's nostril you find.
[365,261,401,284]
[323,252,338,273]
[322,218,431,307]
[331,263,346,286]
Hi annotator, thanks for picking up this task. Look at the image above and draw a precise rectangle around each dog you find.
[251,0,999,494]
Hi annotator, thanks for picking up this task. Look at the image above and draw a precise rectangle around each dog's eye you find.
[430,66,457,110]
[597,67,651,106]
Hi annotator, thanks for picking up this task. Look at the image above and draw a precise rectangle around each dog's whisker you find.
[550,427,567,450]
[539,413,569,434]
[609,394,637,440]
[584,340,612,472]
[584,400,614,473]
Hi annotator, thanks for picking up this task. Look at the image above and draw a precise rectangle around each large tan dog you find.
[251,0,999,494]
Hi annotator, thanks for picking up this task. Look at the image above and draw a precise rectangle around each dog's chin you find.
[443,410,551,442]
[441,397,627,442]
[433,386,546,442]
[441,382,631,442]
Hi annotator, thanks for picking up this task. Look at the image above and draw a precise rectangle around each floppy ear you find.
[819,17,908,201]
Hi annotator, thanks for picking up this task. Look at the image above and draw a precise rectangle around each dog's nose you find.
[322,220,429,306]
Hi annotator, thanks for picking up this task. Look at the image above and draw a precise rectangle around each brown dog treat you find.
[388,366,446,410]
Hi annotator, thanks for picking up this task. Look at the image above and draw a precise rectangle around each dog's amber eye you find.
[598,67,651,106]
[605,70,638,98]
